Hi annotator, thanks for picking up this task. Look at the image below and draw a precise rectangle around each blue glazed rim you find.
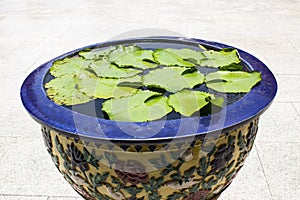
[20,36,277,143]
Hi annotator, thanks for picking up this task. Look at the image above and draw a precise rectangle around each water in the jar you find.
[45,40,249,120]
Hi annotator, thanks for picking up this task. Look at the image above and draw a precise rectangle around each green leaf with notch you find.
[89,59,142,78]
[79,46,116,60]
[210,96,224,107]
[219,63,243,71]
[108,45,141,61]
[168,90,212,116]
[102,90,172,122]
[153,48,204,67]
[112,49,157,69]
[49,57,91,77]
[142,67,205,93]
[45,74,91,105]
[200,49,241,68]
[75,70,142,99]
[205,71,262,93]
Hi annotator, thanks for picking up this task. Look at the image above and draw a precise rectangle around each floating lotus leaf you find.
[168,90,212,116]
[205,71,262,93]
[89,59,142,78]
[75,70,142,99]
[110,47,157,69]
[142,67,205,93]
[219,63,243,71]
[210,96,225,107]
[153,48,204,67]
[45,74,91,105]
[102,90,172,122]
[78,46,116,60]
[200,49,241,68]
[49,57,90,77]
[108,45,141,61]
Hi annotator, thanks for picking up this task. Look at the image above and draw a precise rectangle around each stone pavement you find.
[0,0,299,199]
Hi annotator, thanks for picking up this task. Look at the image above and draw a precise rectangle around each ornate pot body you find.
[21,37,277,200]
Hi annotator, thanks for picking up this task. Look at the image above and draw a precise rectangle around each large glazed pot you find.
[21,37,277,200]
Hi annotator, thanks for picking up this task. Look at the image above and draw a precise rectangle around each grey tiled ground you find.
[1,0,299,199]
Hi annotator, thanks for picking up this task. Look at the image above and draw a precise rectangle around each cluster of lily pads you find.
[45,44,261,122]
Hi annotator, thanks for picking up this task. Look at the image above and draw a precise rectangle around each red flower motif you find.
[115,160,149,185]
[183,190,210,200]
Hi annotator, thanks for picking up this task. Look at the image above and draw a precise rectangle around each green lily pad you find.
[89,59,142,78]
[108,45,141,61]
[49,57,90,77]
[210,97,225,107]
[78,46,116,60]
[111,48,157,69]
[153,48,204,67]
[75,70,142,99]
[200,49,240,68]
[102,90,172,122]
[168,90,212,116]
[142,67,205,93]
[219,63,243,71]
[45,74,91,105]
[205,71,262,93]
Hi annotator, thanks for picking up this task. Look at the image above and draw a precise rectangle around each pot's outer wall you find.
[21,37,277,142]
[42,118,259,200]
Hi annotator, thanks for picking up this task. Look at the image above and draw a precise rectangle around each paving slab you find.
[0,113,40,138]
[264,53,300,75]
[293,103,300,117]
[47,197,81,200]
[256,102,300,143]
[0,196,47,200]
[0,72,30,105]
[275,74,300,103]
[0,39,46,75]
[256,143,300,200]
[0,16,70,40]
[289,37,300,54]
[0,137,17,162]
[187,24,252,44]
[0,137,78,197]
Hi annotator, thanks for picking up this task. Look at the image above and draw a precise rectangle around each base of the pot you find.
[72,184,222,200]
[42,117,259,200]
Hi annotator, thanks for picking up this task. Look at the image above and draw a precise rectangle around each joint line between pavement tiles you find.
[24,49,47,73]
[0,194,47,197]
[274,101,300,104]
[288,39,300,54]
[0,194,81,198]
[292,103,300,118]
[254,144,274,200]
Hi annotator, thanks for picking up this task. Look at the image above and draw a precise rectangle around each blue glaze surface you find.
[20,37,277,142]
